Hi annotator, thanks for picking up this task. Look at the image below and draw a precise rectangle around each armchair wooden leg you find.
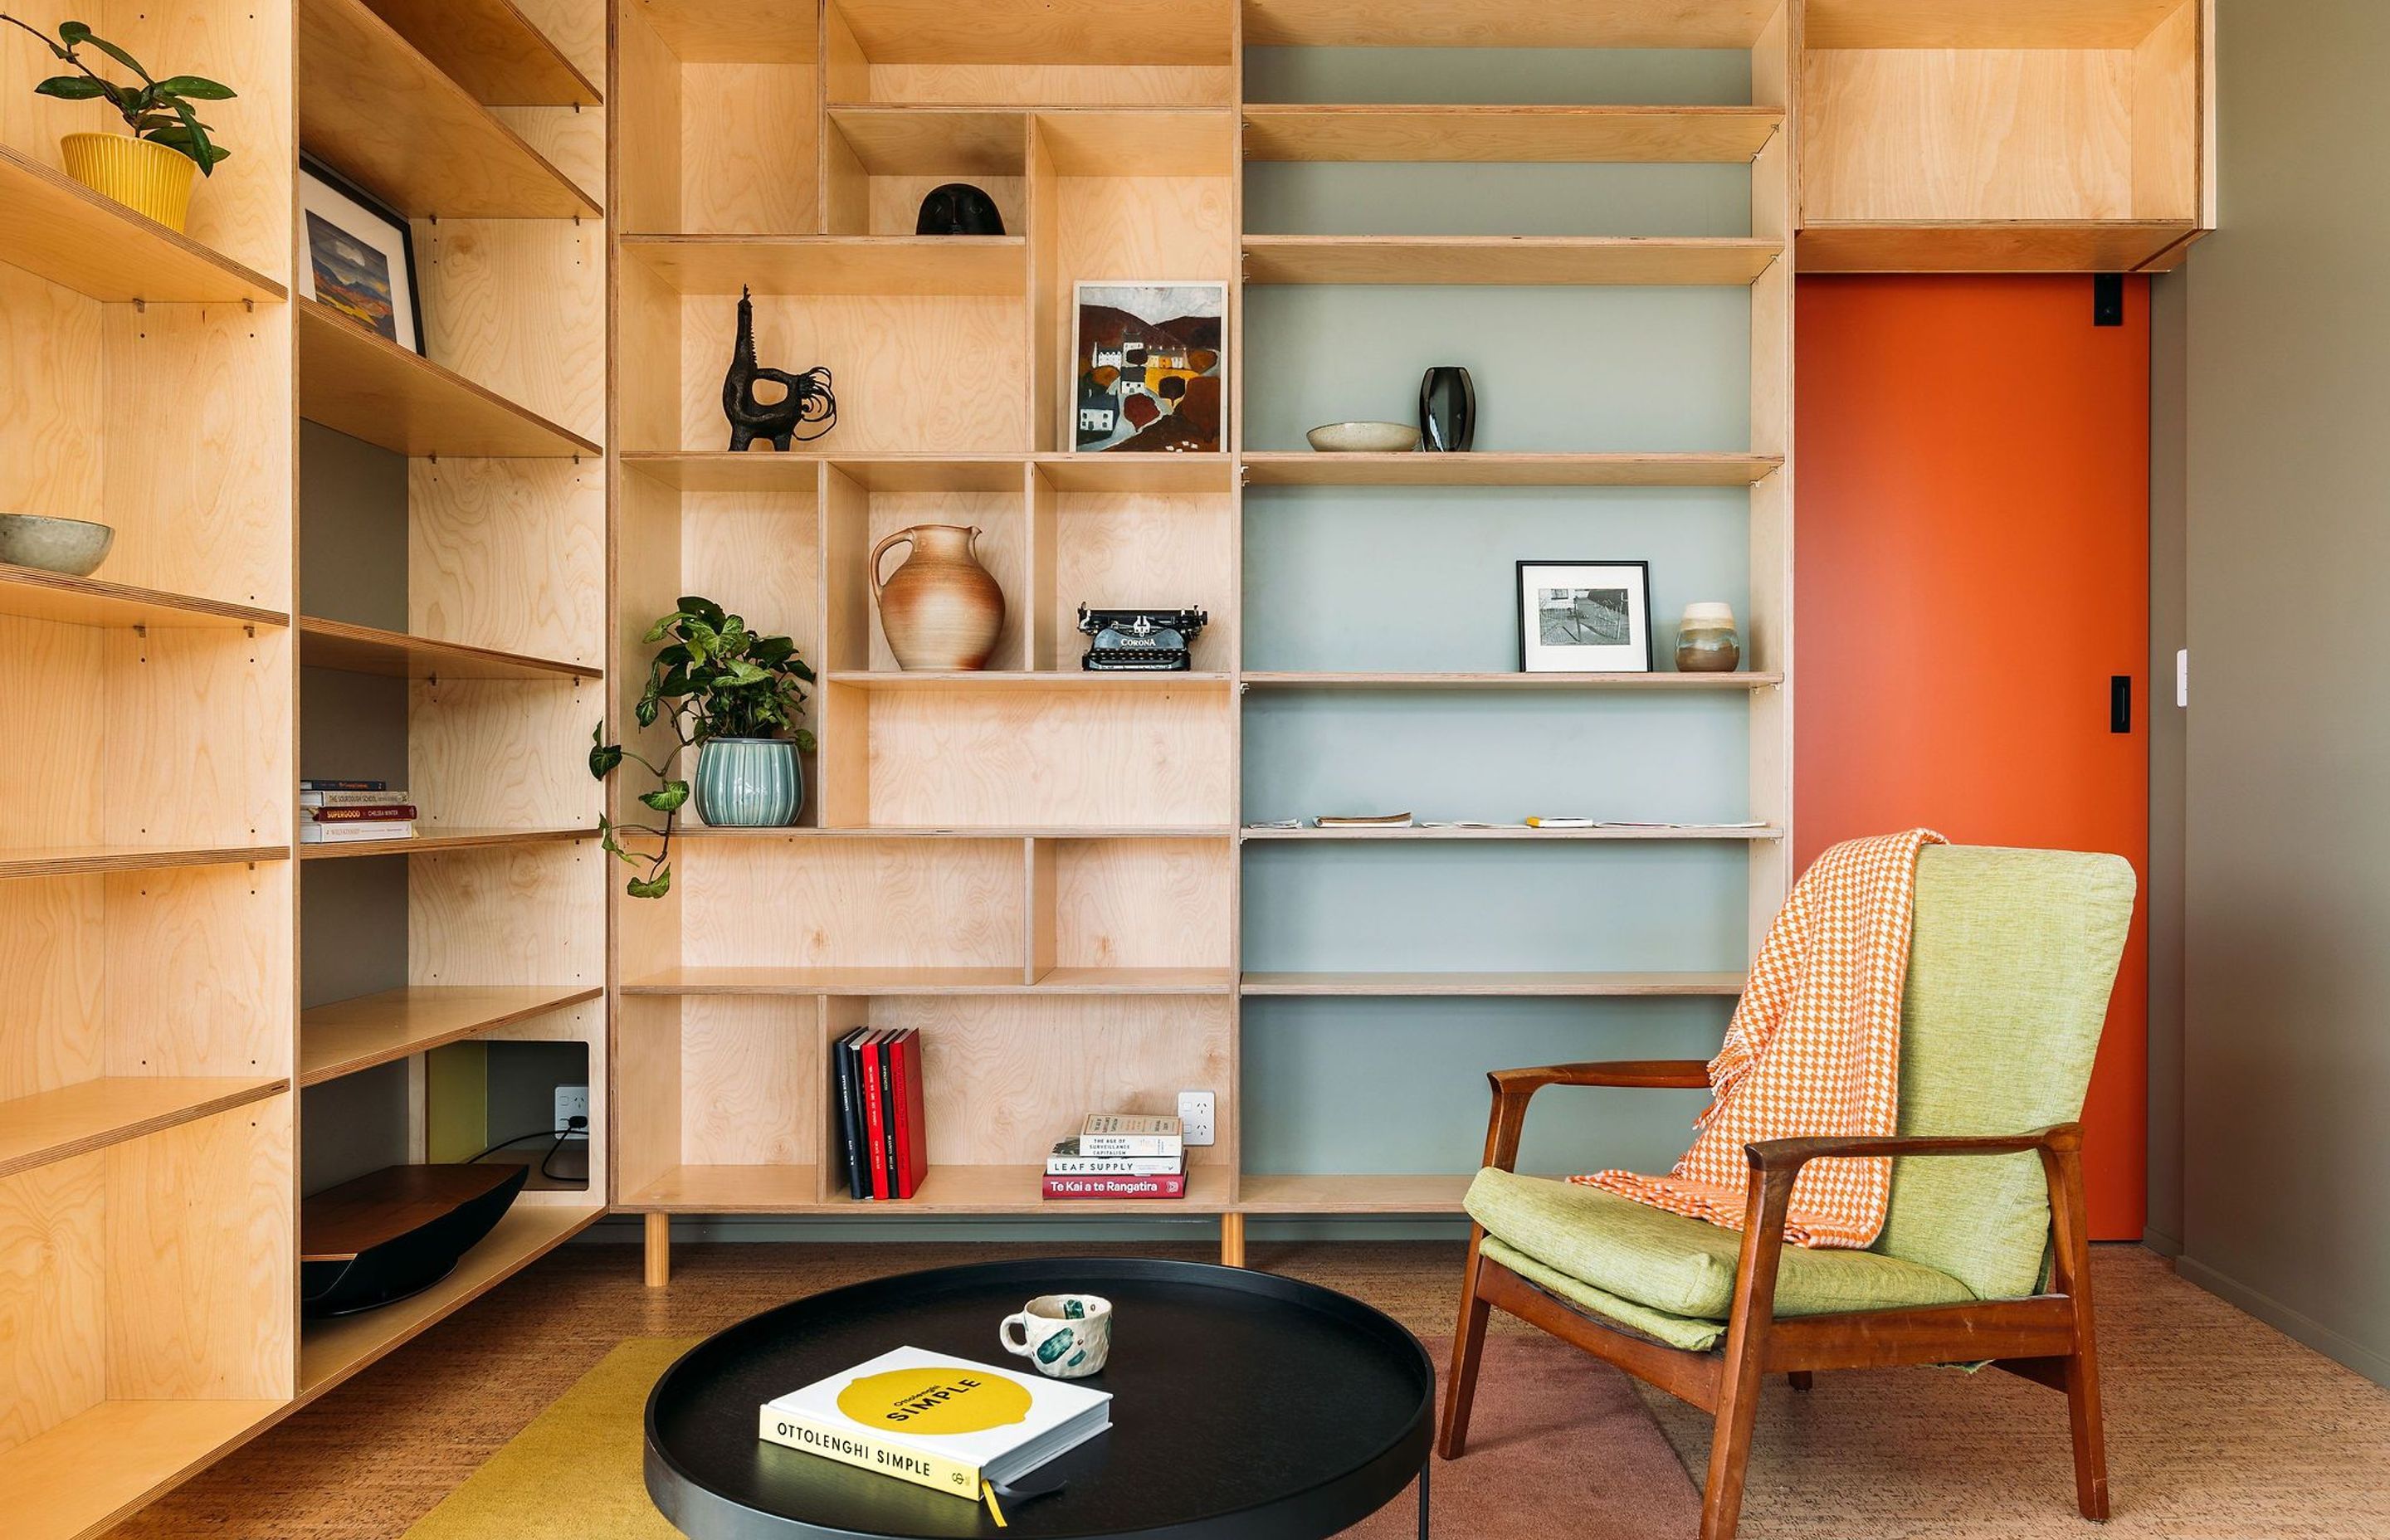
[2064,1347,2110,1522]
[1436,1227,1493,1461]
[1700,1325,1769,1540]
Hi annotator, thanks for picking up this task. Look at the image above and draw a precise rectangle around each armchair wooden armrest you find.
[1479,1059,1711,1172]
[1744,1122,2082,1173]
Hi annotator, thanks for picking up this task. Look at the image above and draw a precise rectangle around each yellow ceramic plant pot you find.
[61,132,197,231]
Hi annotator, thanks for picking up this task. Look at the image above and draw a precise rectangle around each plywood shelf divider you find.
[299,0,601,217]
[623,235,1027,297]
[299,616,602,680]
[0,1077,287,1178]
[1241,236,1783,286]
[0,142,288,305]
[1240,970,1748,997]
[0,564,290,631]
[1241,105,1783,163]
[1238,451,1781,487]
[0,842,290,880]
[298,826,596,860]
[299,303,601,458]
[354,0,602,108]
[1239,824,1785,841]
[299,984,604,1084]
[299,1203,602,1396]
[1241,671,1783,690]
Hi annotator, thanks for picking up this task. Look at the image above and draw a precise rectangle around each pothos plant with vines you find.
[1,15,235,171]
[590,597,816,899]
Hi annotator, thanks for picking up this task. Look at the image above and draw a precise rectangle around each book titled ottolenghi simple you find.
[759,1346,1111,1499]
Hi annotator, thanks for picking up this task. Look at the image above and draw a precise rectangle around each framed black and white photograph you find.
[299,154,423,354]
[1517,560,1653,673]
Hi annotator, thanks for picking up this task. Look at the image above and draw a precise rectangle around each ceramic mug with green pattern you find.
[998,1293,1112,1378]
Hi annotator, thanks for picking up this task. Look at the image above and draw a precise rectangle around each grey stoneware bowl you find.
[0,514,115,577]
[1306,421,1421,452]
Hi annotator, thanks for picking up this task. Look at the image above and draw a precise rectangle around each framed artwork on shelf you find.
[299,154,423,354]
[1517,560,1654,673]
[1072,281,1226,454]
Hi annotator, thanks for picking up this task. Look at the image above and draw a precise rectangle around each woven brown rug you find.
[402,1331,1697,1539]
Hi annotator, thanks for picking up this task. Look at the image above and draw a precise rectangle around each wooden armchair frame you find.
[1438,1060,2108,1540]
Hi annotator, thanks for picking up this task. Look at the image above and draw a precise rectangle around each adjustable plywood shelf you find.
[0,144,287,305]
[1241,824,1784,841]
[0,1399,289,1540]
[1798,221,2202,275]
[299,1202,603,1395]
[1239,452,1780,487]
[624,967,1234,995]
[1241,971,1747,997]
[355,0,602,106]
[1236,1173,1474,1213]
[300,304,601,457]
[299,617,602,680]
[827,670,1232,690]
[627,1162,1234,1214]
[0,1077,288,1177]
[0,565,288,631]
[0,842,289,880]
[300,0,600,216]
[1241,236,1783,286]
[299,985,603,1084]
[1242,671,1783,690]
[1241,0,1783,48]
[1242,105,1783,163]
[299,826,596,860]
[623,235,1027,296]
[670,824,1235,841]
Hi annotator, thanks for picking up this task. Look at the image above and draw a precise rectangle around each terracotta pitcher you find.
[871,524,1006,670]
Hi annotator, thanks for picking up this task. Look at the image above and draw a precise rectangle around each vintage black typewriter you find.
[1078,606,1207,670]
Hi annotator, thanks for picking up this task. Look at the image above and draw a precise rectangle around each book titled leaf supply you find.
[759,1346,1110,1500]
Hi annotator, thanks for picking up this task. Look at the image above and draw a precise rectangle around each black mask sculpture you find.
[722,285,836,451]
[915,183,1005,236]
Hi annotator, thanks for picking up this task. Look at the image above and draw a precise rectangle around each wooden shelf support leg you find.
[645,1211,671,1288]
[1219,1211,1246,1268]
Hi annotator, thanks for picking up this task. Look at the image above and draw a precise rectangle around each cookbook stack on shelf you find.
[1044,1114,1186,1200]
[832,1026,929,1200]
[298,779,417,844]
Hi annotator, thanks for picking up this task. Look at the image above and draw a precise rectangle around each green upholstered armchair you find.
[1438,846,2137,1540]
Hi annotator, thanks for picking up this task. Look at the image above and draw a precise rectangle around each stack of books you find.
[299,780,417,845]
[1044,1114,1186,1200]
[832,1026,928,1200]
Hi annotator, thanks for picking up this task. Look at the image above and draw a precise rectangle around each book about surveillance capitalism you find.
[758,1346,1111,1501]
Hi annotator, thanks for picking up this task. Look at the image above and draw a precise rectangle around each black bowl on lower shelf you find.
[300,1162,528,1317]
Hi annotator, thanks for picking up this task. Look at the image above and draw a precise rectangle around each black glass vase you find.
[1419,365,1475,452]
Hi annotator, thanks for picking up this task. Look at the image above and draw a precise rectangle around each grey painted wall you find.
[2146,272,2187,1256]
[2178,0,2390,1385]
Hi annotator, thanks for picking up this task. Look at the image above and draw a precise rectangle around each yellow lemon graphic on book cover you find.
[837,1364,1033,1435]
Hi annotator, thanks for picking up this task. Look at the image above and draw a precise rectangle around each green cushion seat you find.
[1466,845,2138,1347]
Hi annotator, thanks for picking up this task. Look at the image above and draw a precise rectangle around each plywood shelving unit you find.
[0,0,604,1530]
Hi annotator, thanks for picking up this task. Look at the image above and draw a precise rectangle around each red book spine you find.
[889,1029,928,1200]
[309,804,418,821]
[1042,1172,1188,1200]
[857,1031,890,1200]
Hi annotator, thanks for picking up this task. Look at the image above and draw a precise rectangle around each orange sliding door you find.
[1795,275,2150,1240]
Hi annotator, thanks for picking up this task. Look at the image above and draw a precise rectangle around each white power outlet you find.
[554,1084,591,1138]
[1177,1089,1217,1147]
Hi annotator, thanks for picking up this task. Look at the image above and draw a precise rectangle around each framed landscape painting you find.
[1072,281,1226,453]
[299,155,423,353]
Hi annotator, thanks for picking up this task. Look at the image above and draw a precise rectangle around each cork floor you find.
[106,1240,2390,1539]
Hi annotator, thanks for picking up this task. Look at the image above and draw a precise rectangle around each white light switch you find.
[2176,649,2189,709]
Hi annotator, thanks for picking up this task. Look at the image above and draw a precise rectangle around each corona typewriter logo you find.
[837,1364,1032,1435]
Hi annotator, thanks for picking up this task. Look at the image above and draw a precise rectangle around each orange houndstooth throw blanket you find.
[1573,828,1946,1249]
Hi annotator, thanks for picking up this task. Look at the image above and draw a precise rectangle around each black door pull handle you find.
[2110,675,2132,733]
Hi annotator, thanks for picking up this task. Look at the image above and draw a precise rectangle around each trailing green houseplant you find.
[2,14,233,231]
[590,597,817,899]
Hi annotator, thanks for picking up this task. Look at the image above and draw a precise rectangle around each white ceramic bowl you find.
[1305,421,1421,453]
[0,514,115,577]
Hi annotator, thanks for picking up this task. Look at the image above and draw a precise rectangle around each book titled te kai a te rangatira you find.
[1043,1171,1187,1200]
[759,1346,1110,1500]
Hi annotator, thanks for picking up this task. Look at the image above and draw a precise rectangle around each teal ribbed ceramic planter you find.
[693,738,803,826]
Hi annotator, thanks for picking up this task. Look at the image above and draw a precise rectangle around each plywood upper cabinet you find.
[1798,0,2214,272]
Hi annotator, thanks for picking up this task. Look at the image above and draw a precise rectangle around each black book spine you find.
[833,1030,868,1199]
[876,1032,900,1200]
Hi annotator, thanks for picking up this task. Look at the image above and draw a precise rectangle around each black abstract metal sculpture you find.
[723,285,836,451]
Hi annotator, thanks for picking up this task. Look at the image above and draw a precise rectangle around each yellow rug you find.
[404,1338,700,1540]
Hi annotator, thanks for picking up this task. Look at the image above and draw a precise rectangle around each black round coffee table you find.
[645,1257,1435,1539]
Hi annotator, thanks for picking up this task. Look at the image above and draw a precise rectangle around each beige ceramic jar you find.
[871,524,1006,670]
